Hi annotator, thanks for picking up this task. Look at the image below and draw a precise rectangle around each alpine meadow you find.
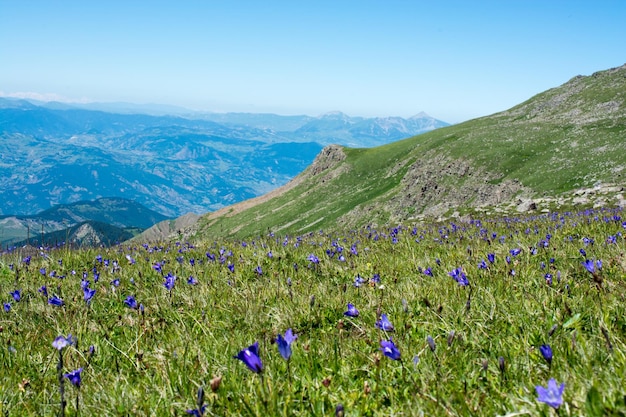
[1,64,626,416]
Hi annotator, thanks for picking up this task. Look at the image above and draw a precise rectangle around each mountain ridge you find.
[180,63,626,240]
[0,98,447,217]
[0,197,167,246]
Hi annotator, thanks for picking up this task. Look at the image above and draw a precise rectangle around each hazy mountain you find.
[0,197,167,246]
[10,220,139,248]
[185,63,626,240]
[0,98,447,218]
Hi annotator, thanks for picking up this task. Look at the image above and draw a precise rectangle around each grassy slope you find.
[2,209,626,415]
[196,64,626,240]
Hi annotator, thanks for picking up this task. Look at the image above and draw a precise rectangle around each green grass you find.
[197,64,626,239]
[2,206,626,416]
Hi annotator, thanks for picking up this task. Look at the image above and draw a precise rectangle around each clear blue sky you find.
[1,1,624,123]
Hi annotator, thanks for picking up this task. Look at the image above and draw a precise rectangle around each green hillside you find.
[195,64,626,239]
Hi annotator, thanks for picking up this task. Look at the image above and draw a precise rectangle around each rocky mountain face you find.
[0,99,447,218]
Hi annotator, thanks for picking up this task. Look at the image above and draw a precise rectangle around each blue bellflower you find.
[582,259,602,274]
[375,314,395,332]
[234,341,263,373]
[124,295,138,309]
[307,254,320,265]
[380,338,401,360]
[186,406,208,417]
[163,273,176,291]
[343,303,359,317]
[448,267,469,286]
[64,368,83,388]
[48,296,64,306]
[536,378,565,409]
[276,328,297,360]
[354,275,366,287]
[52,334,75,350]
[84,287,96,303]
[539,344,553,365]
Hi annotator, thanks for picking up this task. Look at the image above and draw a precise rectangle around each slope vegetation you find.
[191,64,626,239]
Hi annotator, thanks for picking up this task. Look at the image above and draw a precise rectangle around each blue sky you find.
[1,1,624,123]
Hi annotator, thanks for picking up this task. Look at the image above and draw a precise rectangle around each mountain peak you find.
[318,111,350,120]
[409,111,431,119]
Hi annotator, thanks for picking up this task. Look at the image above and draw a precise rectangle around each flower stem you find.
[57,350,66,417]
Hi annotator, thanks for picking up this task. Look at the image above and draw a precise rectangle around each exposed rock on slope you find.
[132,213,200,243]
[338,153,529,228]
[306,144,347,176]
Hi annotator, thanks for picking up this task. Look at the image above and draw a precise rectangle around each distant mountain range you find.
[0,197,167,247]
[0,98,448,219]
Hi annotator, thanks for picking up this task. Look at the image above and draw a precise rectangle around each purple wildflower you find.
[544,273,553,285]
[124,295,138,309]
[582,259,602,274]
[539,344,553,365]
[52,334,75,350]
[353,275,366,287]
[84,287,96,303]
[344,303,359,317]
[48,296,64,307]
[427,335,436,352]
[186,406,208,417]
[276,328,297,360]
[163,273,176,291]
[38,285,48,297]
[536,378,565,409]
[375,313,395,332]
[64,368,83,388]
[448,267,469,286]
[234,341,263,373]
[380,338,401,361]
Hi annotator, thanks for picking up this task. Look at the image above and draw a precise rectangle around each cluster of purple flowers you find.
[13,209,624,415]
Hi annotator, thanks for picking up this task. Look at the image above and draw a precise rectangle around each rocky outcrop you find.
[300,144,349,184]
[387,154,527,220]
[132,213,200,243]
